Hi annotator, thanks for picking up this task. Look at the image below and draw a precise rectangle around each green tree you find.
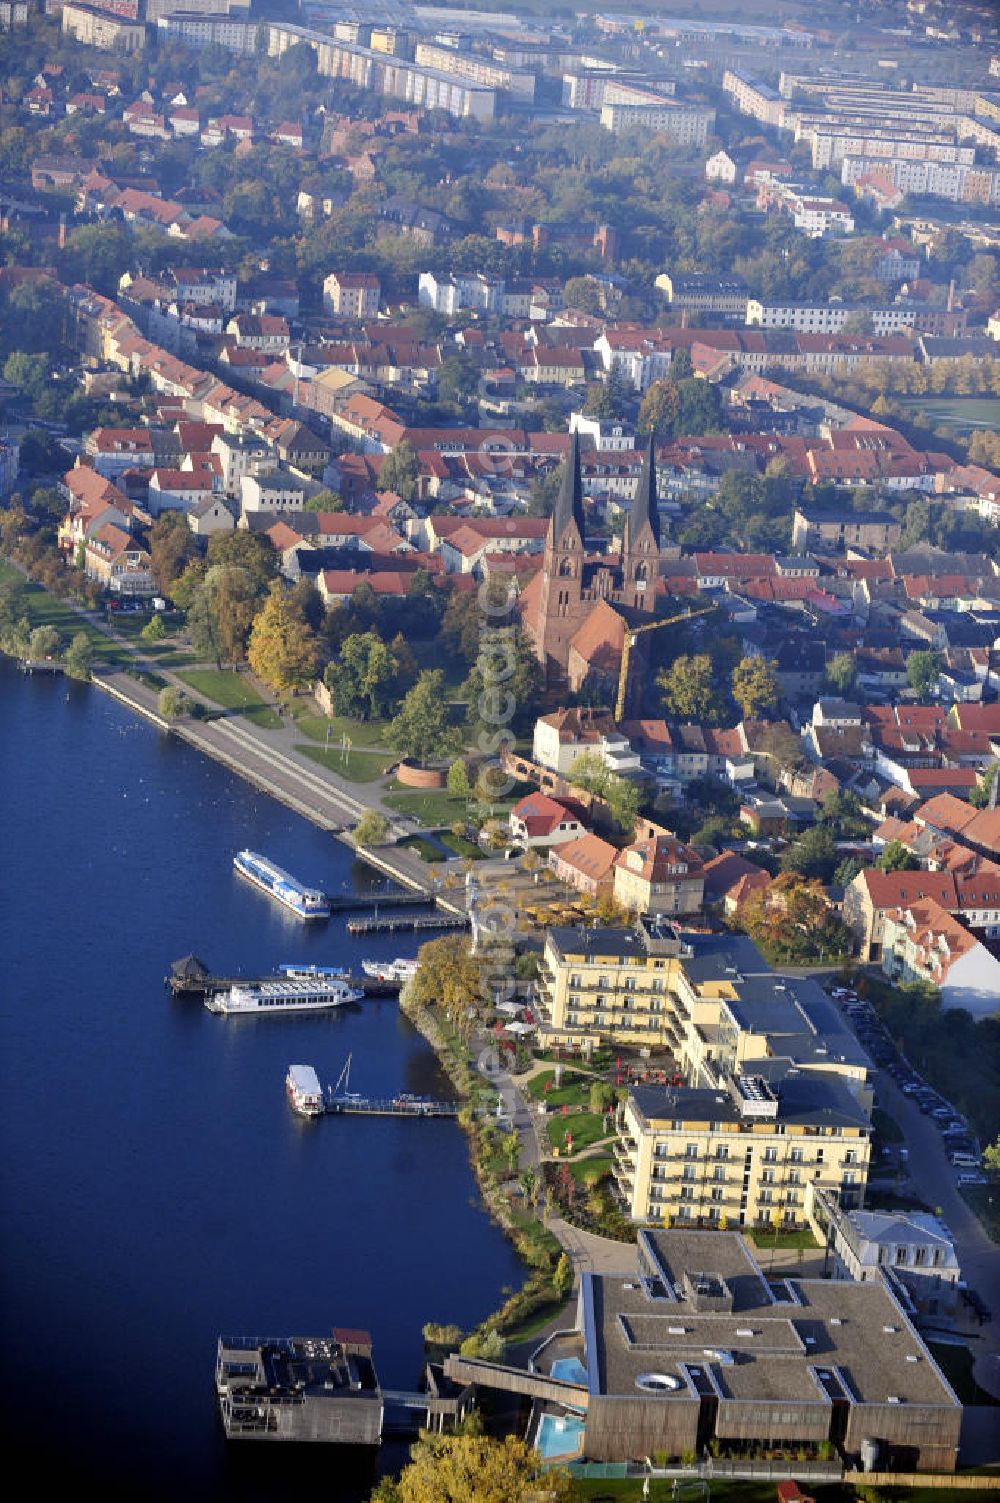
[28,624,60,660]
[834,856,864,887]
[780,823,838,882]
[637,378,680,439]
[303,488,343,513]
[907,650,940,699]
[732,656,779,720]
[463,626,543,737]
[324,630,399,720]
[405,933,487,1040]
[206,530,278,594]
[148,514,199,598]
[826,651,857,695]
[354,810,390,847]
[140,614,166,644]
[448,758,472,798]
[159,685,193,719]
[568,751,642,834]
[247,582,320,692]
[63,631,93,682]
[657,652,715,721]
[378,440,419,503]
[552,1253,573,1299]
[388,669,458,765]
[877,840,918,873]
[984,1135,1000,1174]
[563,276,604,314]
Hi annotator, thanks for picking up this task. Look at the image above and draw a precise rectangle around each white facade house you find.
[418,271,503,316]
[569,413,636,451]
[240,469,309,513]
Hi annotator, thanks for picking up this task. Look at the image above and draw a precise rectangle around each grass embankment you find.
[928,1341,1000,1405]
[174,668,281,729]
[296,743,390,783]
[959,1185,1000,1243]
[291,709,391,748]
[0,560,129,666]
[858,975,1000,1145]
[384,787,476,826]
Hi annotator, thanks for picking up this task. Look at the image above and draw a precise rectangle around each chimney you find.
[58,213,66,250]
[947,278,955,313]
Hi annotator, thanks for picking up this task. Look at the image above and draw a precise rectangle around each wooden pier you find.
[346,914,466,936]
[325,890,430,912]
[166,955,400,999]
[316,1054,459,1119]
[18,659,64,674]
[325,1094,459,1117]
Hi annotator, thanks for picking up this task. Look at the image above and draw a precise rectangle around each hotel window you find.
[764,1147,777,1163]
[685,1144,698,1159]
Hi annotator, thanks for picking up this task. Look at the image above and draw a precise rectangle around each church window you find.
[559,557,574,577]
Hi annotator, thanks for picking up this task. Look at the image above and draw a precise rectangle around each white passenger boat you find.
[286,1065,325,1116]
[205,977,362,1015]
[360,958,420,983]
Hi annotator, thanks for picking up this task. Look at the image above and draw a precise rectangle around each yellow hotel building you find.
[615,1072,872,1231]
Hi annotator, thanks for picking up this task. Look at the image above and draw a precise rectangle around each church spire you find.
[552,430,586,541]
[630,432,661,549]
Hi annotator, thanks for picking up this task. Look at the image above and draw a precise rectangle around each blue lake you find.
[0,662,523,1499]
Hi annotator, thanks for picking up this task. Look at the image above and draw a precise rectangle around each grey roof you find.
[552,428,586,542]
[586,1229,960,1409]
[627,431,660,550]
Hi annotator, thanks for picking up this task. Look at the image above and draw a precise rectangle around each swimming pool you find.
[536,1412,586,1460]
[550,1356,588,1385]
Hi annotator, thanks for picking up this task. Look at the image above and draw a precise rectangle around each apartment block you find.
[323,272,380,320]
[412,42,535,100]
[600,100,715,143]
[615,1070,871,1230]
[810,129,974,172]
[746,301,914,335]
[61,2,145,51]
[722,71,787,128]
[266,22,497,121]
[156,11,259,55]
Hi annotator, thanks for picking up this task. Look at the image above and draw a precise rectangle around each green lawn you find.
[0,562,129,666]
[527,1070,594,1108]
[746,1227,820,1252]
[175,668,281,729]
[384,787,475,827]
[401,833,446,862]
[960,1183,1000,1243]
[439,830,486,859]
[928,1341,1000,1405]
[568,1153,613,1186]
[873,1106,904,1146]
[296,743,390,784]
[292,709,392,748]
[547,1111,611,1157]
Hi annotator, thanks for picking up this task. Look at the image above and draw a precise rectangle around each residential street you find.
[877,1071,1000,1396]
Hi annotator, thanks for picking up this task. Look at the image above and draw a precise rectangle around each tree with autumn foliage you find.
[247,581,320,692]
[737,873,850,964]
[403,933,488,1040]
[371,1433,574,1503]
[732,655,779,721]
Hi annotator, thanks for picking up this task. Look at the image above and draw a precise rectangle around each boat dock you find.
[346,914,466,935]
[326,890,430,912]
[308,1054,460,1118]
[325,1094,459,1117]
[166,955,401,999]
[18,659,64,674]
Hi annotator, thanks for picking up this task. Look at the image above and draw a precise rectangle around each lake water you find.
[0,661,523,1500]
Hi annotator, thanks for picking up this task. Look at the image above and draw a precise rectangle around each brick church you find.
[520,430,662,694]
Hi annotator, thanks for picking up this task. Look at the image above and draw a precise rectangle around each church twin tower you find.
[526,431,662,692]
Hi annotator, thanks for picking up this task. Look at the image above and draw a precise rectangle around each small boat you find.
[286,1065,325,1116]
[360,958,420,983]
[278,963,351,980]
